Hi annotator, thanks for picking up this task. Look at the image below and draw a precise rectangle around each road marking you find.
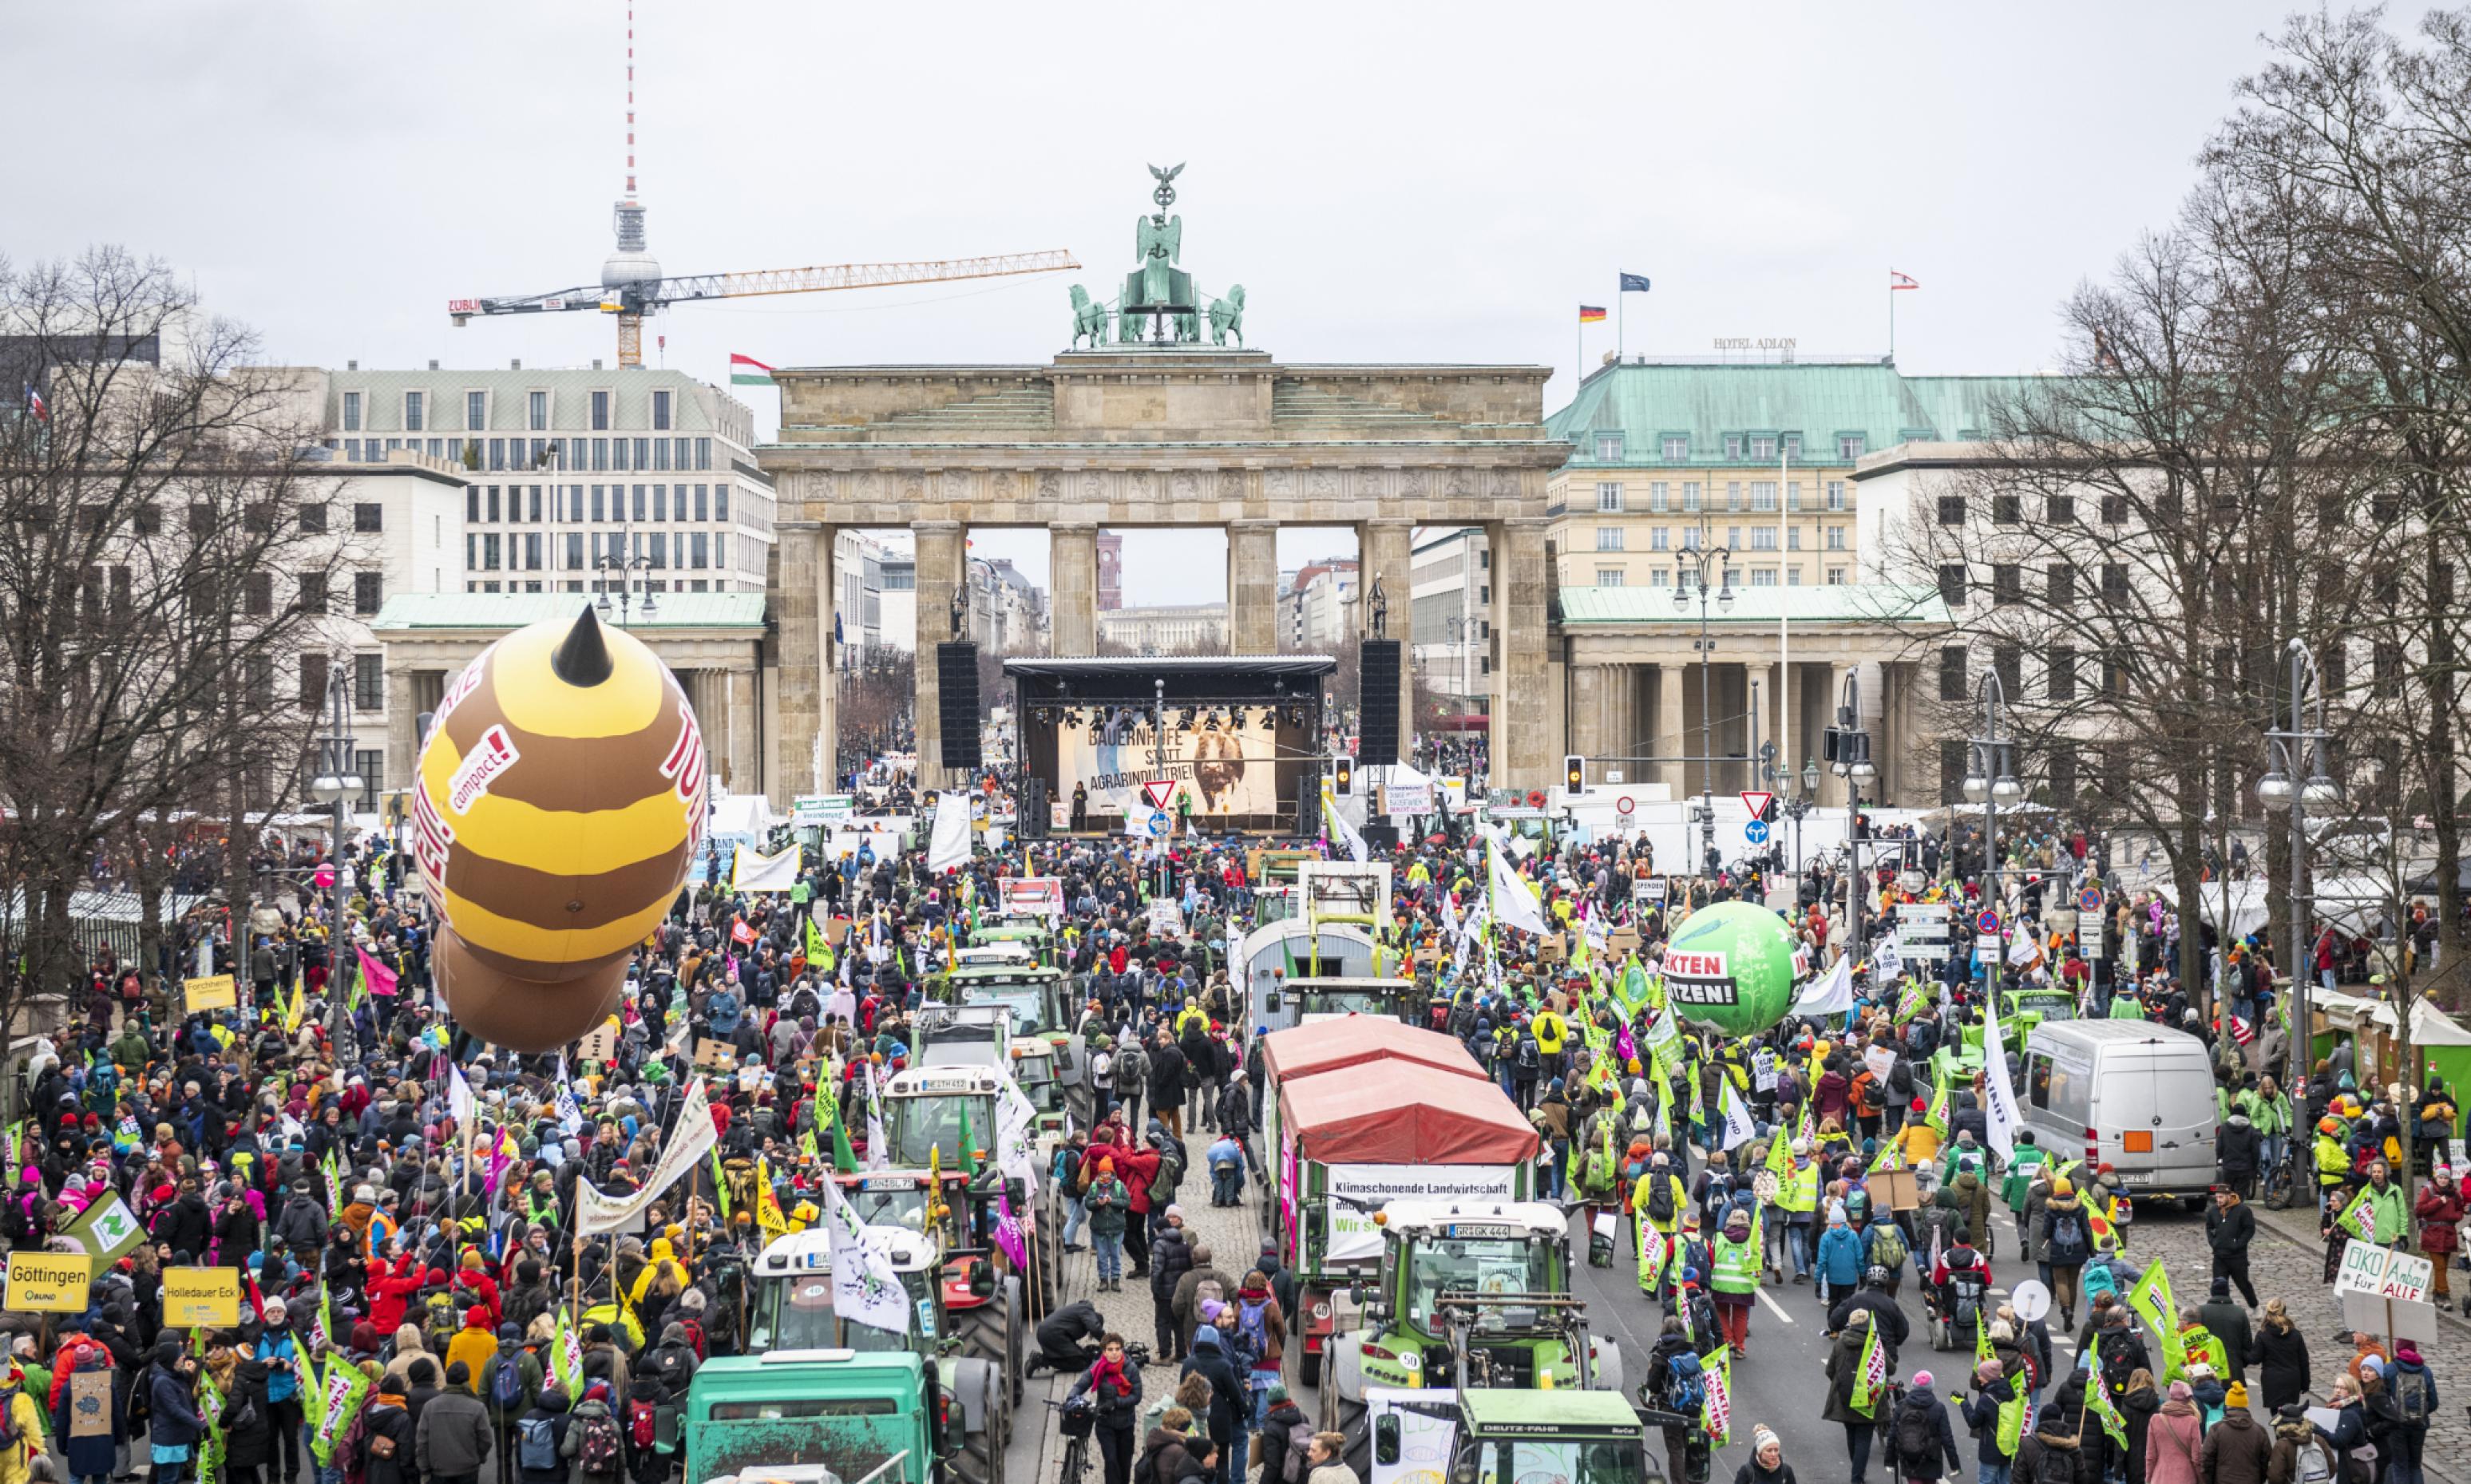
[1756,1286,1796,1324]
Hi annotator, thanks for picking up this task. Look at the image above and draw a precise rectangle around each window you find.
[1725,482,1741,511]
[2374,641,2402,698]
[403,391,424,431]
[1826,567,1846,584]
[653,438,670,471]
[1788,527,1802,551]
[354,571,382,615]
[1827,481,1847,511]
[564,532,584,570]
[299,651,328,708]
[1939,647,1968,701]
[1749,481,1777,512]
[1993,564,2022,604]
[591,485,606,522]
[1750,436,1776,461]
[651,390,671,430]
[1596,481,1623,512]
[354,652,382,711]
[1938,564,1967,606]
[1748,527,1776,551]
[1749,568,1778,586]
[1786,481,1803,512]
[1783,434,1801,460]
[1595,527,1624,552]
[1662,436,1689,462]
[134,503,160,536]
[1651,528,1669,551]
[525,532,542,571]
[2101,563,2128,603]
[591,390,611,430]
[1723,435,1742,460]
[633,485,647,522]
[1681,527,1700,549]
[298,502,327,534]
[243,572,272,616]
[1725,526,1740,550]
[694,485,709,521]
[696,437,712,470]
[2045,493,2076,524]
[2100,493,2128,524]
[243,501,275,534]
[343,439,360,462]
[1788,565,1804,585]
[2101,650,2127,696]
[529,485,542,522]
[1826,526,1846,551]
[591,438,609,471]
[466,390,486,431]
[1992,494,2021,524]
[482,533,501,571]
[342,391,362,431]
[529,390,548,430]
[1939,740,1970,805]
[189,502,216,539]
[633,438,650,469]
[1681,482,1700,512]
[1838,434,1865,460]
[354,750,383,809]
[485,487,500,523]
[1649,569,1671,586]
[2048,645,2077,702]
[2049,743,2077,807]
[1937,495,1966,525]
[1595,568,1626,587]
[298,572,327,612]
[488,438,505,472]
[2045,564,2075,607]
[653,485,668,523]
[1994,643,2022,697]
[691,531,709,568]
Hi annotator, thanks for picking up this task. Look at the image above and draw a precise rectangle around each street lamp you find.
[2262,636,2336,1201]
[1676,546,1736,877]
[593,552,658,624]
[1827,673,1875,975]
[1760,744,1820,873]
[307,652,362,1047]
[1964,667,2023,1015]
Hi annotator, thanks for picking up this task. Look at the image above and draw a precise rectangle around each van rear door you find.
[2094,1046,2216,1194]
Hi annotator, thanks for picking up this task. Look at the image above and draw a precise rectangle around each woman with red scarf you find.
[1066,1332,1144,1484]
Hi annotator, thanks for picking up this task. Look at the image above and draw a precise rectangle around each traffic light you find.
[1564,754,1586,794]
[1760,794,1780,824]
[1333,755,1353,796]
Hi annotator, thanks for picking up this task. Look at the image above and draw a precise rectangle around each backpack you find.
[0,1386,21,1451]
[519,1415,560,1470]
[1236,1296,1272,1359]
[228,1390,263,1435]
[2293,1437,2336,1484]
[628,1397,657,1449]
[1281,1421,1317,1484]
[2050,1213,2087,1256]
[1645,1177,1676,1225]
[1663,1350,1705,1415]
[492,1355,525,1411]
[1867,1224,1909,1272]
[577,1412,624,1475]
[2392,1366,2432,1424]
[1894,1399,1938,1468]
[1192,1276,1225,1313]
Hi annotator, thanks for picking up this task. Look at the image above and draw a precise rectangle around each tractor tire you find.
[947,1368,1000,1484]
[952,1277,1025,1408]
[1298,1349,1321,1390]
[1334,1394,1370,1481]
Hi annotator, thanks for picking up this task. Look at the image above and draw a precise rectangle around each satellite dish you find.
[2009,1279,2052,1324]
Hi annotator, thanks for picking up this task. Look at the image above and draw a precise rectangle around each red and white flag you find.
[1890,270,1920,291]
[2230,1015,2255,1047]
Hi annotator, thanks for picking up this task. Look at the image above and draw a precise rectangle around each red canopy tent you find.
[1279,1061,1538,1165]
[1259,1015,1487,1085]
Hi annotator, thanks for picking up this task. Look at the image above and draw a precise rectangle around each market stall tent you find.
[1279,1060,1539,1165]
[1259,1016,1488,1084]
[2311,991,2471,1134]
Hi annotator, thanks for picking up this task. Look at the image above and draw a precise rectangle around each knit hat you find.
[2168,1379,2192,1401]
[2227,1381,2248,1407]
[1911,1370,1934,1389]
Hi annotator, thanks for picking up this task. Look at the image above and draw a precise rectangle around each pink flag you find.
[357,944,399,998]
[992,1185,1028,1269]
[1614,1023,1638,1069]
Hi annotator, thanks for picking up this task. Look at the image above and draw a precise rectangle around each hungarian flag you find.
[1890,270,1920,291]
[729,353,774,386]
[1578,305,1608,323]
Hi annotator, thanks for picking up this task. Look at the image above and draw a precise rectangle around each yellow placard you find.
[6,1250,94,1312]
[184,975,238,1012]
[161,1267,241,1328]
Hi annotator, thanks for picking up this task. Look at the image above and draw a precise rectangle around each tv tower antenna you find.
[600,2,662,362]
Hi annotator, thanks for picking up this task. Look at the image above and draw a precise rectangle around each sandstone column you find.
[1356,517,1416,763]
[1050,523,1099,655]
[774,522,831,797]
[913,520,965,785]
[1657,662,1687,800]
[1226,520,1280,655]
[386,668,420,804]
[727,665,758,794]
[1570,665,1604,764]
[1490,517,1551,788]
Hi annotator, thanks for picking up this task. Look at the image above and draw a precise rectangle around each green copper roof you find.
[1546,360,2052,469]
[1558,582,1950,625]
[370,592,766,631]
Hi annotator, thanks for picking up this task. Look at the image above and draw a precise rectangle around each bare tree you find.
[0,248,341,1030]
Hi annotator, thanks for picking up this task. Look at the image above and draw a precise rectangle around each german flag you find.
[1578,305,1608,323]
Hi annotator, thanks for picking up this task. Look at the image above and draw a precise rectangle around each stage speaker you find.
[1363,821,1400,854]
[1019,776,1047,839]
[1358,638,1402,766]
[936,642,982,771]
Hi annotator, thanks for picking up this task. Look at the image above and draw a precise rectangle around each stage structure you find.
[1004,655,1336,835]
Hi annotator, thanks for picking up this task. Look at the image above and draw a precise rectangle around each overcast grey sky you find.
[7,0,2419,603]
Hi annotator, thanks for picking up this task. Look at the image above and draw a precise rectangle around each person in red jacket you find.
[2414,1166,2464,1301]
[453,1248,505,1328]
[1109,1142,1162,1280]
[367,1251,426,1337]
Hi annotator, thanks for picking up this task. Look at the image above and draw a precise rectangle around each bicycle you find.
[1048,1397,1096,1483]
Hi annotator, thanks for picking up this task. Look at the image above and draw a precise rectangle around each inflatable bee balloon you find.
[414,606,705,1051]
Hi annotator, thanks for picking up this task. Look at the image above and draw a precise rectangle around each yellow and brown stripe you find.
[417,611,703,973]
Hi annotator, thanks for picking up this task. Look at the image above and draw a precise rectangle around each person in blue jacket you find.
[147,1340,205,1484]
[1814,1209,1866,1309]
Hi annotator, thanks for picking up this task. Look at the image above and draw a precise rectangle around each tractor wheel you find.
[1297,1349,1321,1390]
[952,1277,1024,1407]
[947,1371,1000,1484]
[1334,1394,1370,1481]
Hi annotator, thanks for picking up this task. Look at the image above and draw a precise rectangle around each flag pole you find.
[1618,283,1625,363]
[1889,281,1896,363]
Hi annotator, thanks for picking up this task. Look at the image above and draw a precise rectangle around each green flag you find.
[1923,1081,1950,1138]
[64,1189,146,1261]
[2334,1185,2379,1243]
[2085,1371,2130,1447]
[2126,1259,2184,1379]
[310,1355,371,1468]
[1850,1318,1888,1415]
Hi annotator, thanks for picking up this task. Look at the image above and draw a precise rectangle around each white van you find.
[2018,1021,2220,1205]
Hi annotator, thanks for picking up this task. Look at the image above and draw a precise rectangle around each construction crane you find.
[447,248,1080,366]
[445,4,1077,366]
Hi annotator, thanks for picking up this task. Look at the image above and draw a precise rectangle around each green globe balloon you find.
[1658,900,1812,1039]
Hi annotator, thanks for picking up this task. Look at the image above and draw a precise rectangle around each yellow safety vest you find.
[1781,1161,1820,1214]
[1711,1234,1758,1294]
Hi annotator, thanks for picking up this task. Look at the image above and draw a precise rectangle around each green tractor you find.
[921,964,1093,1130]
[1360,1387,1680,1484]
[1321,1201,1623,1476]
[881,1064,1061,1320]
[725,1223,1003,1484]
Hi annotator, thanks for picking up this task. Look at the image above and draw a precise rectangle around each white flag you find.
[1872,936,1904,983]
[1980,999,2022,1162]
[1321,784,1368,864]
[864,1059,890,1170]
[574,1078,719,1235]
[822,1178,913,1335]
[552,1057,585,1136]
[1718,1082,1758,1153]
[1487,838,1549,936]
[926,791,973,874]
[449,1063,477,1130]
[1440,889,1464,943]
[2007,932,2040,969]
[1791,952,1855,1018]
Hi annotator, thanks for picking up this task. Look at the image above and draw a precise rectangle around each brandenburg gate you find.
[758,168,1570,795]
